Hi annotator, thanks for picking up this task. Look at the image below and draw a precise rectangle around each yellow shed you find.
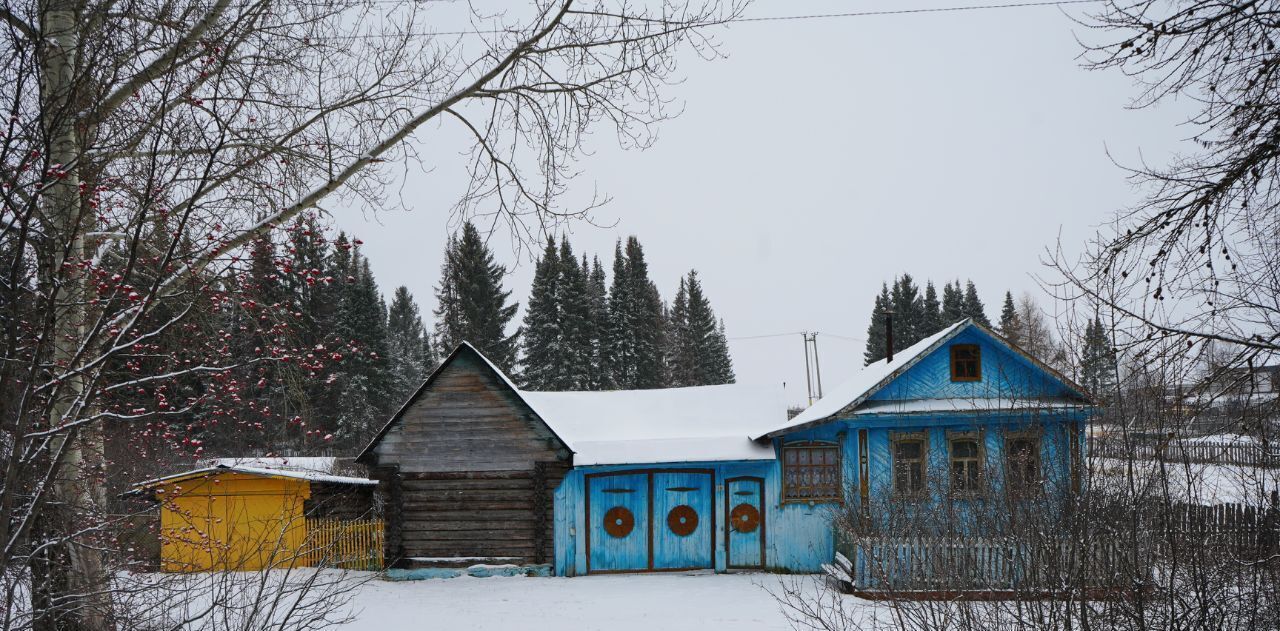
[130,463,379,572]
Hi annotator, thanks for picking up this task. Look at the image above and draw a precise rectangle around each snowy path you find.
[341,572,813,630]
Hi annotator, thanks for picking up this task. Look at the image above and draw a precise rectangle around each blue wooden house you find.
[357,318,1095,580]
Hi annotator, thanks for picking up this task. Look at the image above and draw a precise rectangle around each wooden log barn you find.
[357,319,1097,581]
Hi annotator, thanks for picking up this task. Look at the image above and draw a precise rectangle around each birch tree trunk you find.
[3,1,738,628]
[36,1,115,628]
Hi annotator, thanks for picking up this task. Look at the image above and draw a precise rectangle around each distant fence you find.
[837,503,1279,594]
[306,518,384,570]
[1157,501,1278,554]
[844,536,1127,593]
[1090,439,1280,468]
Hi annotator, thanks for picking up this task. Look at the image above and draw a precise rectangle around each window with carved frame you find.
[948,430,985,495]
[781,441,841,503]
[1005,430,1042,495]
[891,432,928,496]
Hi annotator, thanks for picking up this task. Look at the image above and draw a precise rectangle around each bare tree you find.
[0,0,739,628]
[1055,1,1280,363]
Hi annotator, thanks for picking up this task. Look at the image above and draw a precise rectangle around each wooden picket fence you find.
[305,518,384,570]
[1158,501,1277,555]
[845,536,1127,593]
[1089,439,1279,468]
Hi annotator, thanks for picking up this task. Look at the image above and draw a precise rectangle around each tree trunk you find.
[37,2,116,629]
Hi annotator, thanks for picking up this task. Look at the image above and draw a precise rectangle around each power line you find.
[733,0,1098,24]
[729,330,863,342]
[278,0,1103,40]
[728,331,804,341]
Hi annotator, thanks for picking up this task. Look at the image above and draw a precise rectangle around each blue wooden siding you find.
[651,471,714,570]
[725,477,765,568]
[550,327,1093,576]
[868,329,1079,402]
[552,417,1086,575]
[585,472,650,572]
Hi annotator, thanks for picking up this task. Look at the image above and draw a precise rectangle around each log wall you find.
[362,348,573,566]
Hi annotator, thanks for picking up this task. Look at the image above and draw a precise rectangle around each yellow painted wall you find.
[157,472,311,572]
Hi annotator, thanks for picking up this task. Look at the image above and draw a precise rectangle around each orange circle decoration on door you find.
[730,503,760,533]
[666,505,699,536]
[603,506,635,538]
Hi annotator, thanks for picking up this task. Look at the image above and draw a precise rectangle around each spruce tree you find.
[433,222,521,372]
[890,274,923,348]
[707,319,736,384]
[1080,315,1117,401]
[332,251,393,443]
[998,291,1021,345]
[962,280,991,327]
[667,276,695,387]
[942,280,965,324]
[585,255,611,389]
[863,283,892,365]
[605,241,636,387]
[557,237,594,389]
[685,271,733,385]
[519,238,563,390]
[387,286,433,405]
[666,270,734,387]
[628,238,668,388]
[606,237,667,389]
[920,281,944,338]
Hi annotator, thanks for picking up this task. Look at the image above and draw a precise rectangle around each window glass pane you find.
[897,441,921,460]
[782,445,839,501]
[953,439,977,458]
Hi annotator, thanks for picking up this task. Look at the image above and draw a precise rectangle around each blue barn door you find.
[725,476,766,569]
[651,471,714,570]
[587,472,650,572]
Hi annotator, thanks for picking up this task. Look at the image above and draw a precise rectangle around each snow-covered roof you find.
[130,461,376,493]
[522,385,783,465]
[847,397,1091,416]
[210,456,338,473]
[755,319,1095,439]
[357,342,784,467]
[757,322,967,438]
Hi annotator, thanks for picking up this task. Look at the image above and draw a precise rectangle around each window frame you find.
[950,344,982,382]
[1003,429,1043,496]
[946,430,986,496]
[780,440,842,505]
[890,431,929,497]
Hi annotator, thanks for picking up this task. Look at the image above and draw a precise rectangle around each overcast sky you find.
[336,0,1191,407]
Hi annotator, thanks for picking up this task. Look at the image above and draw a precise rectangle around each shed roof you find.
[523,384,783,465]
[358,342,784,466]
[129,462,377,494]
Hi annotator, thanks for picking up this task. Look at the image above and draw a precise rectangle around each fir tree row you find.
[514,233,735,391]
[863,275,990,364]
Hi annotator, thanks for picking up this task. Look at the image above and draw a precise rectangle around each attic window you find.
[950,344,981,382]
[781,442,841,503]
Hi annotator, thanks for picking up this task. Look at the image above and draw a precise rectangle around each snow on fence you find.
[845,536,1127,593]
[1090,439,1280,468]
[305,518,384,570]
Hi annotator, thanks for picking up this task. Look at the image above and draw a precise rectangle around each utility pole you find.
[801,332,825,405]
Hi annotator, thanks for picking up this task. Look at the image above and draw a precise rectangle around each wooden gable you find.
[357,345,572,473]
[866,327,1083,403]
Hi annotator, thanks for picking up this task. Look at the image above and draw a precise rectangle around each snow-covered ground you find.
[340,572,819,630]
[1092,457,1279,505]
